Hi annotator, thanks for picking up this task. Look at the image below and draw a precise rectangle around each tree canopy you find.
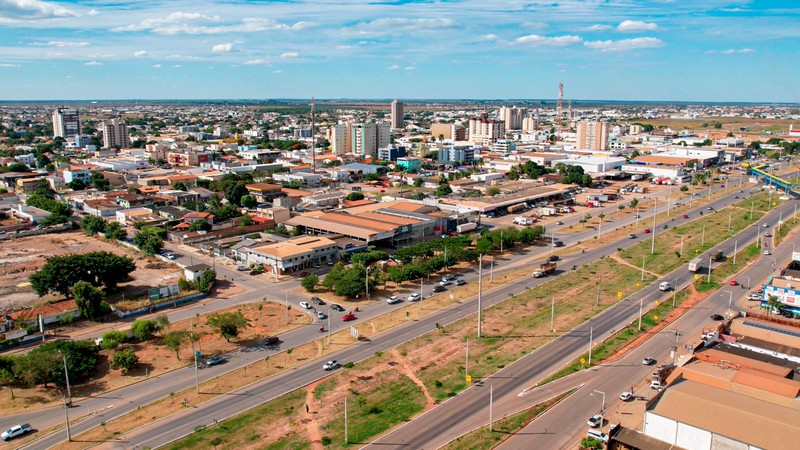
[29,252,136,298]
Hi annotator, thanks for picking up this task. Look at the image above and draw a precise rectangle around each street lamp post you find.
[59,351,71,401]
[651,197,657,254]
[592,390,606,417]
[58,389,71,442]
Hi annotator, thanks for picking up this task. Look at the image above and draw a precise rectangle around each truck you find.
[507,203,526,214]
[713,250,724,262]
[533,262,557,278]
[513,217,533,226]
[456,222,477,233]
[688,257,702,272]
[537,207,556,216]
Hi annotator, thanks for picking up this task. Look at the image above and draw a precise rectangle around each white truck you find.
[688,257,702,272]
[456,222,477,233]
[513,217,533,226]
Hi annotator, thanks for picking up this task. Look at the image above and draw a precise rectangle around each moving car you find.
[330,303,345,312]
[587,414,603,428]
[683,214,689,219]
[763,223,769,228]
[342,313,356,322]
[2,424,32,441]
[643,228,651,234]
[322,360,341,371]
[311,296,325,305]
[387,296,401,305]
[236,266,247,271]
[299,301,312,309]
[619,392,634,401]
[455,279,467,286]
[548,255,559,262]
[628,233,637,239]
[710,314,725,321]
[659,282,671,291]
[555,221,564,225]
[263,336,280,346]
[764,249,771,255]
[433,285,447,292]
[764,232,772,237]
[730,280,738,286]
[408,293,421,302]
[206,356,226,366]
[642,357,656,365]
[707,206,714,211]
[442,275,455,283]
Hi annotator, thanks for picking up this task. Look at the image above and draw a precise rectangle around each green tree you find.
[240,194,257,208]
[68,179,86,190]
[507,167,520,180]
[110,349,139,374]
[131,319,160,341]
[163,331,191,359]
[101,330,128,350]
[72,281,106,319]
[29,252,135,298]
[629,198,639,208]
[104,221,126,240]
[680,185,689,192]
[172,181,188,191]
[767,295,783,316]
[346,191,365,201]
[412,192,426,200]
[487,187,501,196]
[206,311,250,342]
[240,213,254,226]
[301,274,319,292]
[435,184,453,197]
[90,172,110,191]
[79,215,107,236]
[134,231,163,255]
[188,221,212,232]
[414,177,424,187]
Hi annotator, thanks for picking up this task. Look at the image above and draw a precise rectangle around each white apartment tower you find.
[468,114,505,146]
[101,118,131,149]
[500,106,526,130]
[576,121,610,151]
[390,99,404,129]
[522,112,540,132]
[351,122,391,157]
[331,123,353,155]
[52,108,80,138]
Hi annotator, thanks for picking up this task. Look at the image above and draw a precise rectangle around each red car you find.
[643,228,651,233]
[683,214,689,219]
[342,313,356,322]
[730,280,738,286]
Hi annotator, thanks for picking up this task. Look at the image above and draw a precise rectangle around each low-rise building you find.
[245,183,285,203]
[244,235,339,275]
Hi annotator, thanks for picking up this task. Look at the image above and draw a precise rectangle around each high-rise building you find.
[430,123,466,141]
[576,121,610,151]
[390,99,404,129]
[52,108,80,138]
[101,118,130,149]
[351,122,391,157]
[522,113,540,132]
[500,106,526,130]
[468,114,505,145]
[330,123,352,155]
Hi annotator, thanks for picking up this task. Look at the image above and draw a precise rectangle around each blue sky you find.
[0,0,798,102]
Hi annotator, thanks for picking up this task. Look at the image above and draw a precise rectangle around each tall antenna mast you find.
[311,97,315,174]
[557,82,564,113]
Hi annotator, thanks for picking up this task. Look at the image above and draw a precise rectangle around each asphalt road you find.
[365,192,794,449]
[9,177,759,449]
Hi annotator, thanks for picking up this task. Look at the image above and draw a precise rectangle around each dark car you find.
[710,314,725,321]
[311,296,325,305]
[205,355,226,366]
[330,303,345,312]
[547,255,559,262]
[249,270,261,276]
[433,285,447,292]
[264,336,280,346]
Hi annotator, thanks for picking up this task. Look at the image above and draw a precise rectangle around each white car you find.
[442,275,454,283]
[387,296,401,305]
[299,301,312,309]
[323,360,341,371]
[619,392,634,401]
[764,250,771,255]
[2,424,32,441]
[587,414,603,428]
[439,279,452,286]
[408,293,421,302]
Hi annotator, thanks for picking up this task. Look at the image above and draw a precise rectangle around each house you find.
[245,183,285,203]
[116,207,164,226]
[184,263,212,282]
[182,211,215,225]
[82,198,123,217]
[11,204,50,223]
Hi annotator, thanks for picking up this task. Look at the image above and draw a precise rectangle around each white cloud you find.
[152,64,161,68]
[84,61,103,66]
[36,41,90,47]
[584,37,664,52]
[512,34,582,46]
[171,64,181,68]
[212,43,235,53]
[243,59,267,65]
[0,0,78,22]
[404,66,416,71]
[273,70,282,74]
[134,50,148,57]
[479,33,498,41]
[584,24,612,31]
[113,13,312,35]
[616,20,659,32]
[87,9,98,16]
[706,48,755,54]
[522,21,548,30]
[348,17,456,35]
[336,45,355,50]
[280,52,299,59]
[386,64,401,70]
[0,63,20,67]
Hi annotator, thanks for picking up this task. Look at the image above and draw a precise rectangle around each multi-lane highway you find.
[11,177,763,449]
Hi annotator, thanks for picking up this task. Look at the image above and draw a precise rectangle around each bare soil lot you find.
[0,231,182,310]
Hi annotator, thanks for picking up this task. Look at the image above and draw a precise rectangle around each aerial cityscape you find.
[1,1,800,450]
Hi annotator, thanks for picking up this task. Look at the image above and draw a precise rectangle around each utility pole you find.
[365,265,370,301]
[191,321,199,394]
[551,297,555,332]
[672,279,677,307]
[701,225,705,246]
[680,235,684,258]
[328,303,332,344]
[489,385,494,432]
[588,325,593,366]
[596,277,601,306]
[59,390,71,442]
[465,338,470,380]
[344,397,349,444]
[59,351,71,401]
[707,254,712,283]
[651,197,657,254]
[478,255,483,338]
[641,255,646,282]
[638,298,643,331]
[733,240,737,265]
[285,291,289,324]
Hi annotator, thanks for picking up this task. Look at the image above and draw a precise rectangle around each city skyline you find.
[0,0,798,102]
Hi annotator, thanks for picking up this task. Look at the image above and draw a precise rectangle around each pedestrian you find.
[305,403,309,413]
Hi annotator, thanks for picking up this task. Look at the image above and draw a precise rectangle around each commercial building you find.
[550,155,626,173]
[430,123,466,141]
[576,121,609,150]
[468,114,505,145]
[500,106,526,130]
[397,157,422,172]
[439,145,476,165]
[390,99,404,129]
[101,118,131,149]
[377,144,407,162]
[492,140,517,153]
[52,108,80,139]
[244,235,339,275]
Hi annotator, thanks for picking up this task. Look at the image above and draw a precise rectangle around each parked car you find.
[442,275,455,283]
[710,314,725,321]
[342,313,356,322]
[456,279,467,286]
[433,285,447,292]
[236,265,247,271]
[439,279,452,286]
[619,392,634,401]
[322,360,341,371]
[2,424,32,441]
[249,270,261,276]
[764,249,771,255]
[330,303,345,312]
[317,311,327,320]
[263,336,280,346]
[299,301,312,309]
[206,356,226,366]
[642,357,656,365]
[749,293,762,301]
[587,414,603,428]
[764,232,772,237]
[311,296,325,305]
[387,296,401,305]
[650,380,663,390]
[408,293,421,302]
